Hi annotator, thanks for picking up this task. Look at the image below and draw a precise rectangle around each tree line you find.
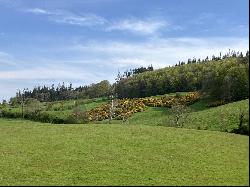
[8,80,111,106]
[5,50,249,106]
[6,65,155,106]
[115,50,249,102]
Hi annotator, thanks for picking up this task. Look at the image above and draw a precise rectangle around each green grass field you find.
[100,99,249,132]
[0,118,248,186]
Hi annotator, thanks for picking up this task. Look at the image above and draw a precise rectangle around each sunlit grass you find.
[116,99,249,132]
[0,118,248,186]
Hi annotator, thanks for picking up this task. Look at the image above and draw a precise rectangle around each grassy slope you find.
[114,99,249,132]
[0,118,248,186]
[3,96,249,133]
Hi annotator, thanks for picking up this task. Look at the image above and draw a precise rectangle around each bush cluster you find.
[0,109,67,124]
[87,98,146,121]
[86,92,200,122]
[66,106,89,124]
[1,110,22,118]
[141,92,200,107]
[230,112,249,136]
[231,123,249,135]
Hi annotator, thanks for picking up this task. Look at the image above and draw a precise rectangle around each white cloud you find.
[24,8,107,27]
[71,37,249,68]
[52,14,107,26]
[0,51,19,66]
[24,8,167,33]
[110,58,162,68]
[0,59,115,101]
[106,18,168,34]
[0,66,96,80]
[25,8,52,15]
[0,51,10,57]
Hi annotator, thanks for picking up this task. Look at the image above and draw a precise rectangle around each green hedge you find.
[0,109,69,124]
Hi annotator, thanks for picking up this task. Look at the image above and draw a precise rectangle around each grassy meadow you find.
[0,93,249,185]
[0,118,249,186]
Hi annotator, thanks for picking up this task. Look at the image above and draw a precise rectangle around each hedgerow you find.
[0,92,200,124]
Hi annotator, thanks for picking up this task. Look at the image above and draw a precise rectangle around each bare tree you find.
[25,98,42,114]
[169,103,191,128]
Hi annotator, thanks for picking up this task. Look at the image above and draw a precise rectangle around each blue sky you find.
[0,0,249,101]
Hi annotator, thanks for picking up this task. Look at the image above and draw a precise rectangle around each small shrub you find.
[45,103,53,111]
[231,111,249,135]
[1,110,22,118]
[231,123,249,135]
[37,112,57,123]
[25,98,42,114]
[207,100,227,107]
[66,106,89,124]
[174,92,182,98]
[51,117,65,124]
[169,103,191,128]
[75,99,94,106]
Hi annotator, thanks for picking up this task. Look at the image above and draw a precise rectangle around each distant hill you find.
[115,54,249,101]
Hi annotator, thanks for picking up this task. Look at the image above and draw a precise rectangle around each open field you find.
[0,118,248,186]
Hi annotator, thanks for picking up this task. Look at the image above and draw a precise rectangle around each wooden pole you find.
[21,93,24,118]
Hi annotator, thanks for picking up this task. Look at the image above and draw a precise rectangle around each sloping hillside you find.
[108,99,249,132]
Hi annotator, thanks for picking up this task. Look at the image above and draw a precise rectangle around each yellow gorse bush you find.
[87,98,146,121]
[87,92,200,121]
[142,92,200,107]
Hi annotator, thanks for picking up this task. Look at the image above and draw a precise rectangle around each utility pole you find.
[109,94,114,124]
[21,89,25,118]
[108,69,120,124]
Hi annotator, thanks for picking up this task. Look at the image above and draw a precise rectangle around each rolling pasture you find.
[0,118,248,186]
[0,94,249,185]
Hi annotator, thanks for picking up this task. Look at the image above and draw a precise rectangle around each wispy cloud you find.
[25,8,53,15]
[0,67,94,80]
[110,58,162,67]
[52,14,107,26]
[0,51,10,57]
[71,37,249,68]
[0,51,19,67]
[24,8,107,27]
[106,18,168,35]
[24,8,168,34]
[0,55,112,81]
[0,55,115,100]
